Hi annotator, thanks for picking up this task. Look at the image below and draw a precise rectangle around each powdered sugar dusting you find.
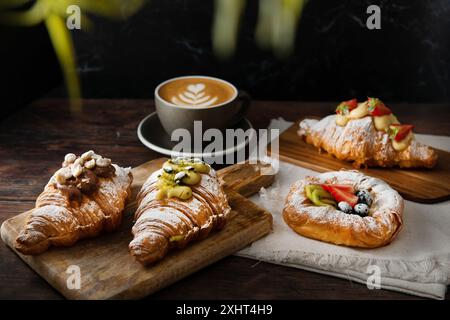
[131,164,231,263]
[284,170,403,236]
[136,169,231,238]
[299,115,437,167]
[17,160,132,253]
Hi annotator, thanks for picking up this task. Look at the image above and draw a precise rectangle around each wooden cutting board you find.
[0,159,274,299]
[268,119,450,204]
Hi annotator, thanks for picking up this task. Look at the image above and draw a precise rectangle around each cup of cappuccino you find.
[155,75,250,135]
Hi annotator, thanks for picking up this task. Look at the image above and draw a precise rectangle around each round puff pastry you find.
[282,171,403,248]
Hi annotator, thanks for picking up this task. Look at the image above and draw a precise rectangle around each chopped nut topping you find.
[55,173,67,184]
[96,157,111,167]
[84,159,96,169]
[55,167,72,183]
[72,164,83,177]
[73,158,84,167]
[56,151,114,201]
[64,153,76,164]
[81,150,95,161]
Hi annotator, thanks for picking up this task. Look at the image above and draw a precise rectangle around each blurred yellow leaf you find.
[45,13,81,112]
[0,0,147,113]
[212,0,246,59]
[257,0,306,58]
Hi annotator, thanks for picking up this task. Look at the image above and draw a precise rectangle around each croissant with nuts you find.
[15,151,133,255]
[129,157,231,265]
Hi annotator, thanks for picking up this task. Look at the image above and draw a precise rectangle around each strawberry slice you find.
[367,97,392,116]
[327,186,358,207]
[321,184,355,194]
[389,124,414,142]
[335,99,358,115]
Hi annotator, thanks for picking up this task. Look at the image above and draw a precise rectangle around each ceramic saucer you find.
[137,112,253,158]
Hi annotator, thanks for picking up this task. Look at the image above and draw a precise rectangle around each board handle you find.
[218,161,275,198]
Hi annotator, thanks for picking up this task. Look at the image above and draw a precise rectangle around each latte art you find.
[171,83,218,107]
[158,77,235,108]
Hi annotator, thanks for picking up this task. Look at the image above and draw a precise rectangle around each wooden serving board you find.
[0,159,274,300]
[269,119,450,204]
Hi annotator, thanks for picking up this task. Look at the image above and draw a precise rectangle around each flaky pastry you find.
[283,171,403,248]
[298,98,438,168]
[15,151,132,255]
[129,158,231,265]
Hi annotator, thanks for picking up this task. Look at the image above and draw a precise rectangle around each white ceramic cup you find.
[154,75,251,135]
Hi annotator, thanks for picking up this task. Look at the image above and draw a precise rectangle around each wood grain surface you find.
[269,120,450,203]
[1,159,274,299]
[1,99,448,299]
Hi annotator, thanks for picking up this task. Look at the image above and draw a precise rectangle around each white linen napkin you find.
[236,118,450,300]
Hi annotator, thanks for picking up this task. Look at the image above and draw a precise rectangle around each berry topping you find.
[354,203,370,216]
[327,185,358,207]
[338,201,353,214]
[389,124,414,142]
[356,189,373,206]
[321,184,355,194]
[336,99,358,115]
[367,97,392,116]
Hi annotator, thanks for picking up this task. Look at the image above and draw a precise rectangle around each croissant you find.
[15,151,132,255]
[129,158,231,265]
[299,115,438,168]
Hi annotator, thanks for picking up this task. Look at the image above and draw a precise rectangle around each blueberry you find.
[356,190,372,206]
[354,203,369,216]
[338,201,353,214]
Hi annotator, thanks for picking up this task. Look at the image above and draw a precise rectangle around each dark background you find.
[1,0,449,117]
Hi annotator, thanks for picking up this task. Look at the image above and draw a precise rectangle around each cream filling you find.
[335,114,349,126]
[392,132,414,151]
[336,101,414,151]
[373,114,399,131]
[335,102,369,127]
[333,101,413,152]
[347,101,369,119]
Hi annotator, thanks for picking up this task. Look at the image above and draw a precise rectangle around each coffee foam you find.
[158,77,235,107]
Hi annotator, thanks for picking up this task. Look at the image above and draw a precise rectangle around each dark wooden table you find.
[1,99,449,300]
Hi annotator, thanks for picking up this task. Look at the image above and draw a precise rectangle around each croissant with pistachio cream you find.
[129,157,231,265]
[298,98,438,168]
[15,151,132,255]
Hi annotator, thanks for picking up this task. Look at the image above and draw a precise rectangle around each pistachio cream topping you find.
[156,157,211,200]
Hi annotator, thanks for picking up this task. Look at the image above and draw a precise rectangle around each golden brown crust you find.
[15,165,132,255]
[129,169,231,265]
[299,115,438,168]
[282,171,403,248]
